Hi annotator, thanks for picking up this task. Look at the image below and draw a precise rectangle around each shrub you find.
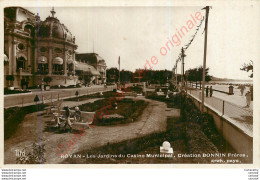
[34,95,40,104]
[179,93,228,152]
[6,75,15,87]
[130,86,143,93]
[186,122,219,163]
[43,77,52,85]
[6,75,15,81]
[4,88,31,95]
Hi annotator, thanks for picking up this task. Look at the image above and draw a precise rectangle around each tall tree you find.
[186,66,211,88]
[106,68,119,83]
[120,70,133,83]
[240,60,253,78]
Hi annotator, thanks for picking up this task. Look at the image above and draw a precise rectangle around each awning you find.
[53,57,63,65]
[90,69,100,76]
[4,54,9,62]
[75,62,92,72]
[96,55,104,61]
[38,56,48,64]
[75,61,100,75]
[17,53,27,60]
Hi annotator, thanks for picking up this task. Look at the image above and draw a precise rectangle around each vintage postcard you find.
[0,0,259,168]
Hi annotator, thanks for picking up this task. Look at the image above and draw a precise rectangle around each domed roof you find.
[38,8,74,43]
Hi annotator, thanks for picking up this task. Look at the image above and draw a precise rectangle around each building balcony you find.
[34,70,49,75]
[67,71,75,76]
[52,71,64,75]
[16,68,32,76]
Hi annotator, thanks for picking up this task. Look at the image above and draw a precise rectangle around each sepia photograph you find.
[2,3,258,166]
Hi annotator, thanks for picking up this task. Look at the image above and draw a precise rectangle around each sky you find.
[26,6,259,80]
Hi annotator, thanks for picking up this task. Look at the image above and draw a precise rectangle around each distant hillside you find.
[210,76,252,82]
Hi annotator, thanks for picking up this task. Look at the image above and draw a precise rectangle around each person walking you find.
[240,85,245,96]
[245,91,251,108]
[63,106,73,132]
[210,86,213,97]
[206,86,209,97]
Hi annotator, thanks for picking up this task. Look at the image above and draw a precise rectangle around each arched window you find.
[53,57,64,75]
[24,24,34,37]
[17,56,26,70]
[37,56,48,75]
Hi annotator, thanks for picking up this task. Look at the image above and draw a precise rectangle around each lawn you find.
[4,104,47,140]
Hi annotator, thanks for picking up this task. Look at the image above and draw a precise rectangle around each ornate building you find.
[75,53,107,85]
[4,7,81,88]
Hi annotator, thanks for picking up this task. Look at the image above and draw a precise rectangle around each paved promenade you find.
[187,88,253,137]
[4,85,116,108]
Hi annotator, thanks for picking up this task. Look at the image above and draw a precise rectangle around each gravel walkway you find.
[4,97,168,164]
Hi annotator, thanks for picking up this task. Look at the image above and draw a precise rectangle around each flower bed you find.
[4,88,31,95]
[145,92,182,108]
[77,98,148,125]
[65,91,117,102]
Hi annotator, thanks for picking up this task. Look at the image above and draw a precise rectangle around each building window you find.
[53,64,63,75]
[18,43,25,51]
[24,24,34,37]
[40,47,47,52]
[55,48,62,53]
[37,64,48,75]
[17,56,26,70]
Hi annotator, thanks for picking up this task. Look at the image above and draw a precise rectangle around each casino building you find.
[4,7,106,88]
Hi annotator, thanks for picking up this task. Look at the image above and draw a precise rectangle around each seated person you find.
[54,113,61,128]
[73,106,82,122]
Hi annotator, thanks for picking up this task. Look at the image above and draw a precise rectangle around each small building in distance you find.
[75,53,107,85]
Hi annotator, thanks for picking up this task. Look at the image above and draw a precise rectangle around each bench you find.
[44,106,58,115]
[51,109,95,125]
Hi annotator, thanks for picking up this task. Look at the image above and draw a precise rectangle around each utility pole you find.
[201,6,210,111]
[181,47,186,89]
[118,56,120,85]
[175,63,178,85]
